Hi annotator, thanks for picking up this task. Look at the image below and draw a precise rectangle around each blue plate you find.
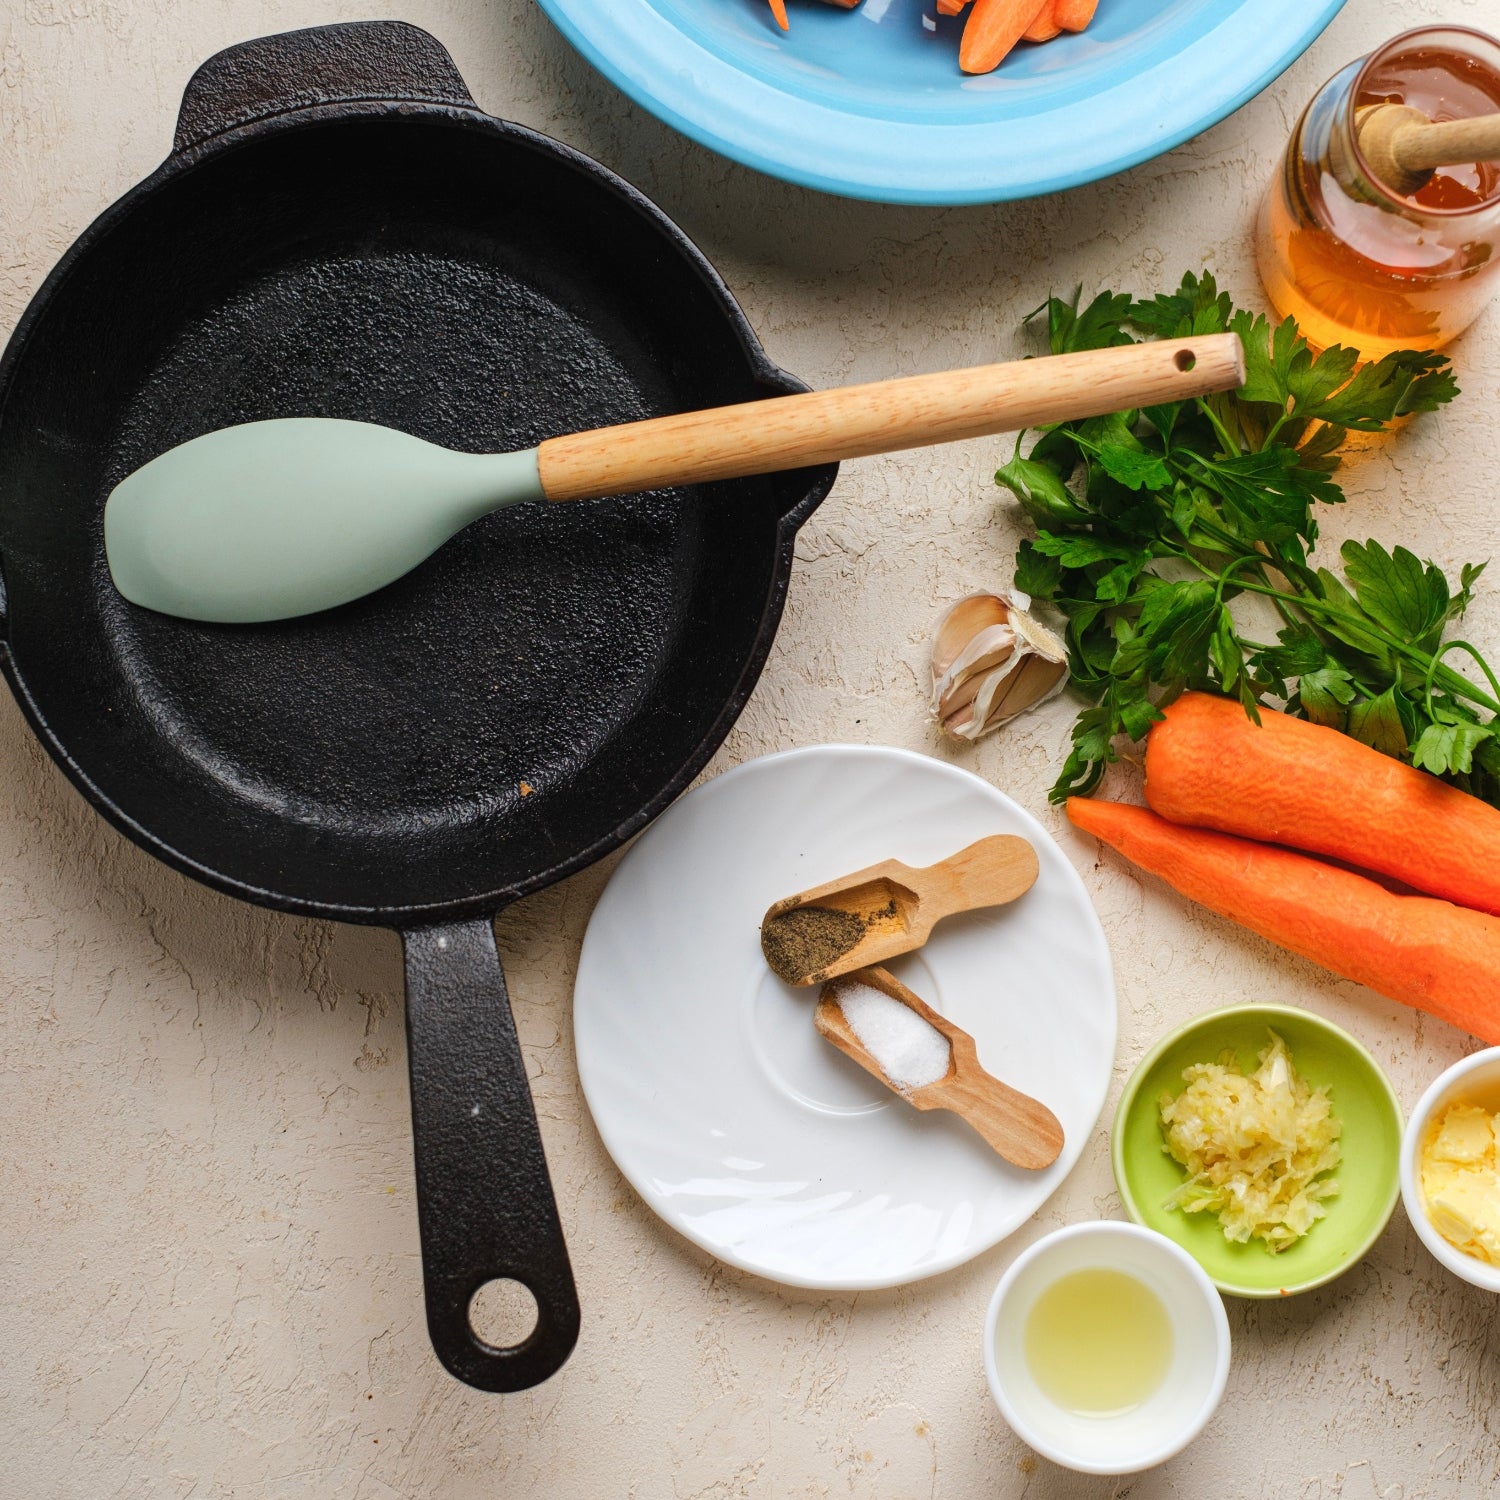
[536,0,1347,204]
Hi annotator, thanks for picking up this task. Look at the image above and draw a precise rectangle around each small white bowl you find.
[1400,1047,1500,1293]
[983,1221,1230,1475]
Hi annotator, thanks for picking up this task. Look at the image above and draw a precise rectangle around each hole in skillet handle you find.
[1174,348,1197,372]
[402,919,580,1392]
[470,1278,541,1348]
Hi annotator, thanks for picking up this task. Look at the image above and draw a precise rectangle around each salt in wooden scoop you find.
[103,335,1244,623]
[815,966,1064,1170]
[760,833,1039,987]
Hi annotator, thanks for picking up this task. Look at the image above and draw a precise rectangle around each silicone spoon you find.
[815,966,1064,1169]
[759,833,1039,987]
[104,333,1245,623]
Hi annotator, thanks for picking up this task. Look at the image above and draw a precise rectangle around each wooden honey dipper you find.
[1357,103,1500,197]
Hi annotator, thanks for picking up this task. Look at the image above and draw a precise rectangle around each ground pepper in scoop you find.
[761,905,870,984]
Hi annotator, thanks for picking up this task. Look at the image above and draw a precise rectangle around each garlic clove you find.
[1008,603,1067,664]
[931,594,1009,680]
[971,651,1068,733]
[929,591,1069,741]
[929,623,1017,716]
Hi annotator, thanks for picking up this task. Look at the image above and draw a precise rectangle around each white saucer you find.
[573,745,1116,1290]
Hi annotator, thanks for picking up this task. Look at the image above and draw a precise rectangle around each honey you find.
[1257,27,1500,358]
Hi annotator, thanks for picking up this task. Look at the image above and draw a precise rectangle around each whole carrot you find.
[1143,691,1500,918]
[1068,797,1500,1043]
[960,0,1051,73]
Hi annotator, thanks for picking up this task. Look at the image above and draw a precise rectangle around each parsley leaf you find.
[1340,540,1449,650]
[1037,289,1136,354]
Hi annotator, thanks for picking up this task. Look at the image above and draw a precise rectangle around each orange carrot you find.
[1053,0,1096,30]
[1143,691,1500,919]
[938,0,971,15]
[768,0,790,28]
[960,0,1051,74]
[1022,2,1060,42]
[1068,797,1500,1043]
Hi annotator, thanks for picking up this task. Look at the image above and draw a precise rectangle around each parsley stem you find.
[1262,409,1292,450]
[1210,553,1266,606]
[1220,577,1500,716]
[1429,639,1500,712]
[1167,547,1305,633]
[1164,541,1495,709]
[1195,397,1241,457]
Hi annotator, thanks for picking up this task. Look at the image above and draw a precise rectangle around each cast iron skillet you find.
[0,21,834,1392]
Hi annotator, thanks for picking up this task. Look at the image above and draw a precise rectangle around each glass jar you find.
[1256,26,1500,359]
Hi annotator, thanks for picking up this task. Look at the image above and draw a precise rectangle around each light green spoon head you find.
[103,418,544,623]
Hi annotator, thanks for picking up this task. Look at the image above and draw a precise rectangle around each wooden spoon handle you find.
[535,334,1245,504]
[1395,111,1500,175]
[918,834,1039,918]
[932,1068,1064,1171]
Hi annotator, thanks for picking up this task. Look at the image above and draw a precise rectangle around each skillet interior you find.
[0,113,823,917]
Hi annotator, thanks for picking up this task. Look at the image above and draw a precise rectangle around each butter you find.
[1430,1104,1494,1164]
[1421,1103,1500,1267]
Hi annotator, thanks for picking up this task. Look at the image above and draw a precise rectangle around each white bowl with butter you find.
[983,1221,1231,1474]
[1401,1048,1500,1293]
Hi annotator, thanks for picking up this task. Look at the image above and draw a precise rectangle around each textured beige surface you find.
[5,0,1500,1495]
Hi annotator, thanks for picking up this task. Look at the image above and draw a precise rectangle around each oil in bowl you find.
[1023,1267,1174,1419]
[985,1222,1230,1476]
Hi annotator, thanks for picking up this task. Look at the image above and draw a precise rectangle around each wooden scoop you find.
[760,833,1039,987]
[815,967,1064,1170]
[1357,103,1500,197]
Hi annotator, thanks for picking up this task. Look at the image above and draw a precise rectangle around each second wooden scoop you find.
[815,966,1064,1170]
[760,833,1039,986]
[103,333,1244,623]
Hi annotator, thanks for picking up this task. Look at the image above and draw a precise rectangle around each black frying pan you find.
[0,21,833,1392]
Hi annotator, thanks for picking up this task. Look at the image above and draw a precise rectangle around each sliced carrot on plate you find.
[960,0,1052,74]
[1022,1,1060,41]
[767,0,790,28]
[1053,0,1097,30]
[937,0,971,15]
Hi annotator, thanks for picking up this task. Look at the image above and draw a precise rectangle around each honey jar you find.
[1256,26,1500,358]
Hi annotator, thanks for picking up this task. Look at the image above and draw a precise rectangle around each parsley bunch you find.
[996,272,1500,804]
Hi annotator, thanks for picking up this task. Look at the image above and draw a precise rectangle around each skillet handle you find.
[173,20,476,155]
[401,918,580,1392]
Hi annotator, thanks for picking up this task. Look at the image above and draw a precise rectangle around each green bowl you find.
[1113,1005,1403,1298]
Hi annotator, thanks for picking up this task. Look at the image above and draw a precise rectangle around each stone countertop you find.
[4,1,1500,1495]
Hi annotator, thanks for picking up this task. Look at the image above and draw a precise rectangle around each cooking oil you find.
[1022,1268,1173,1418]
